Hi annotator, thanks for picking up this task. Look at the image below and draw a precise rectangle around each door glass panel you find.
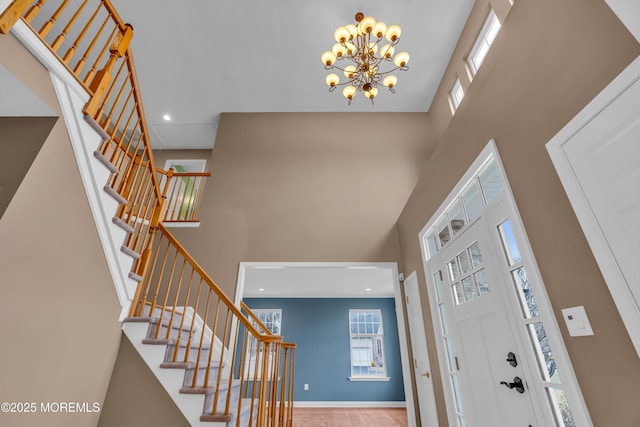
[468,242,483,268]
[461,182,483,222]
[479,161,504,204]
[457,250,471,275]
[498,219,522,265]
[449,199,466,236]
[439,305,449,335]
[547,387,576,427]
[512,267,539,318]
[528,322,561,382]
[427,230,439,257]
[452,283,464,305]
[475,268,490,295]
[451,374,464,412]
[448,258,460,281]
[462,276,476,301]
[434,272,444,302]
[445,337,456,371]
[437,216,452,247]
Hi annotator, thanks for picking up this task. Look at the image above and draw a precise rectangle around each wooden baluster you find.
[23,0,46,23]
[173,268,196,362]
[0,0,33,34]
[51,0,88,52]
[39,0,68,38]
[74,14,109,75]
[63,1,101,63]
[83,25,116,85]
[84,23,133,117]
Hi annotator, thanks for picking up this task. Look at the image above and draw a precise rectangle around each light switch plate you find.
[561,306,594,337]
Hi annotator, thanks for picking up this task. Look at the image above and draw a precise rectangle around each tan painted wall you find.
[0,116,56,218]
[0,34,122,426]
[157,113,434,299]
[97,333,190,427]
[397,0,640,426]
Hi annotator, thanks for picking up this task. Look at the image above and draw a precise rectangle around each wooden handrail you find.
[157,223,279,342]
[124,50,162,202]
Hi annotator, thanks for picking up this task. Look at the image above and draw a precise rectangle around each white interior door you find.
[404,271,439,427]
[426,213,540,427]
[546,57,640,357]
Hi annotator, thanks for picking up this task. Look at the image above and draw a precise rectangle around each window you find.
[349,309,388,380]
[244,309,281,379]
[467,9,501,76]
[450,78,465,112]
[423,157,506,260]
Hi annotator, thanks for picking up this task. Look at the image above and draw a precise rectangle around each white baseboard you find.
[294,401,406,408]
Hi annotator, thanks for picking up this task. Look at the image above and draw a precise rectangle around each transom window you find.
[349,309,388,380]
[450,78,465,112]
[424,157,505,259]
[467,9,501,76]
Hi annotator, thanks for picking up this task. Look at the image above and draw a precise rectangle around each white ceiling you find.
[110,0,475,149]
[241,263,398,298]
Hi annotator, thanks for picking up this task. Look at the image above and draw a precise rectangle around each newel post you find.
[0,0,32,34]
[83,23,133,118]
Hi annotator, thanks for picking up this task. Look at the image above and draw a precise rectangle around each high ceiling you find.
[111,0,475,149]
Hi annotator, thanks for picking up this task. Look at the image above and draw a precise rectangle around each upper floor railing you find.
[0,1,294,425]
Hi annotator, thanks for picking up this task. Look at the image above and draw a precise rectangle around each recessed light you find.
[258,288,265,292]
[162,114,171,121]
[365,288,372,292]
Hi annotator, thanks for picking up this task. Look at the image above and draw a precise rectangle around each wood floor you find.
[292,407,408,427]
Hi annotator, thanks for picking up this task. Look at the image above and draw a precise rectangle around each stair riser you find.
[183,365,224,388]
[148,323,199,343]
[165,345,212,364]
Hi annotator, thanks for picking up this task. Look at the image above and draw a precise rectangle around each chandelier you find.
[322,12,410,105]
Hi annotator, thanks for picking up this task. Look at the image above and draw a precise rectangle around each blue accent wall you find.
[243,298,405,402]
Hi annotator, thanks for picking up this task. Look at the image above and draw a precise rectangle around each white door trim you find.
[546,56,640,358]
[404,271,440,427]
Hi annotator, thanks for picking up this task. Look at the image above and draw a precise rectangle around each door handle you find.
[499,376,525,393]
[421,372,430,378]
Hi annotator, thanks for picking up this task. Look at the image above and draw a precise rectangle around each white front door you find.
[404,271,439,427]
[426,207,540,427]
[419,144,593,427]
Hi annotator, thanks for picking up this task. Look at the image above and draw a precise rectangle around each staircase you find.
[0,1,295,426]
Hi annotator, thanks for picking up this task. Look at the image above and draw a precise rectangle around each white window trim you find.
[348,308,389,381]
[467,9,501,76]
[450,78,464,113]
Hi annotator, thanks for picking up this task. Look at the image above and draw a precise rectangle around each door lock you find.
[499,376,525,394]
[506,351,518,367]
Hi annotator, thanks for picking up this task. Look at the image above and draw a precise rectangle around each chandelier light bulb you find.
[373,22,387,39]
[334,26,350,43]
[385,25,402,42]
[358,16,377,34]
[344,65,357,78]
[326,73,340,87]
[322,12,409,105]
[380,44,395,59]
[321,51,337,66]
[394,51,410,67]
[332,43,346,57]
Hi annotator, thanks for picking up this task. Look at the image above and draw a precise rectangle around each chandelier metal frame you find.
[322,12,410,105]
